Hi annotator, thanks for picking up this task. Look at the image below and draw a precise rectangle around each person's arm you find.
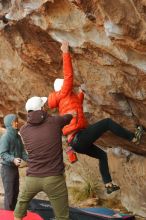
[48,92,59,109]
[21,150,28,162]
[0,134,22,166]
[77,86,85,104]
[77,91,84,104]
[57,114,73,128]
[48,42,73,108]
[59,41,74,97]
[20,138,28,162]
[0,134,15,162]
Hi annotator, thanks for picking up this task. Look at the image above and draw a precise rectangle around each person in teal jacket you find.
[0,114,28,210]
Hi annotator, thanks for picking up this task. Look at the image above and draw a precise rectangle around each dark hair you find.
[0,15,9,24]
[28,110,33,113]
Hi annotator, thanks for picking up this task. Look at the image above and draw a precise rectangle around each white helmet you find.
[25,96,47,112]
[54,78,64,92]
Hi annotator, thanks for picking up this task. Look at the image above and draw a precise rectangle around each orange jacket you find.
[48,53,87,135]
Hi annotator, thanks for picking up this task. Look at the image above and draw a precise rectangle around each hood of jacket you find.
[27,110,48,125]
[4,114,17,128]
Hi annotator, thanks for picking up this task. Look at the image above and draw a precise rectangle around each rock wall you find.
[0,0,146,217]
[109,150,146,217]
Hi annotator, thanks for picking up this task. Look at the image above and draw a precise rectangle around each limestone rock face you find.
[0,0,146,217]
[109,150,146,217]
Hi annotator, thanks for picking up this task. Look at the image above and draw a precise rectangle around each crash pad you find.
[29,199,135,220]
[0,210,43,220]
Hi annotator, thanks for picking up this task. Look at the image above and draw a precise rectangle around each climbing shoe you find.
[105,184,120,194]
[134,125,143,144]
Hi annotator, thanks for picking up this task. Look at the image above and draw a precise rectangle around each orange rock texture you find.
[0,0,146,217]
